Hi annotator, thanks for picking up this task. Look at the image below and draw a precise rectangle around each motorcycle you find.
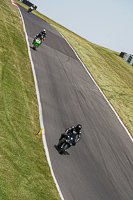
[32,38,41,50]
[57,132,76,154]
[27,6,34,13]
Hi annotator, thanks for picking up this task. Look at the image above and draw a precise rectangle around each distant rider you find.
[32,29,46,45]
[27,4,36,13]
[57,124,82,147]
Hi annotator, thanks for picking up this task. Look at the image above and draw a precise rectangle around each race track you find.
[18,5,133,200]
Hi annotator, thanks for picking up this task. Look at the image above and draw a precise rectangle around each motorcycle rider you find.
[57,124,82,148]
[33,4,36,9]
[27,4,36,13]
[32,29,46,45]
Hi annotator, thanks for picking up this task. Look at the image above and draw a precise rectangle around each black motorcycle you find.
[57,132,76,154]
[27,6,34,13]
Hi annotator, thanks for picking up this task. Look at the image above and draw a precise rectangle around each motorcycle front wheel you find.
[59,143,69,154]
[33,45,37,50]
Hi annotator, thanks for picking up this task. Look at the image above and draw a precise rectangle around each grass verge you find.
[0,0,60,199]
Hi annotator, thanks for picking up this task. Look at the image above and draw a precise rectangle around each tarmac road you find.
[18,5,133,200]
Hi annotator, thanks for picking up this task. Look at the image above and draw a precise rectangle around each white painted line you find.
[17,5,65,200]
[57,31,133,143]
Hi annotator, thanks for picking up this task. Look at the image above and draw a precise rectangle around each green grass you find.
[0,0,60,199]
[1,0,133,199]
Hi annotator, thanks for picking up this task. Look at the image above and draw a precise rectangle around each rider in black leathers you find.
[32,29,46,45]
[57,124,82,148]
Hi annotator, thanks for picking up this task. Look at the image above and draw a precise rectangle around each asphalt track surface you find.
[18,5,133,200]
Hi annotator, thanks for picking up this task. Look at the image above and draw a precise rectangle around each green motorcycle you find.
[32,38,41,50]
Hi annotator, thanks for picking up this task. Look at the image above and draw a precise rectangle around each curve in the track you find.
[18,5,133,200]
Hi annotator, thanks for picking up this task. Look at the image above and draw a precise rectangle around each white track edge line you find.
[17,6,65,200]
[56,30,133,142]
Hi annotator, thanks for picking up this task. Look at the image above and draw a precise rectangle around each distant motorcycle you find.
[32,38,41,50]
[57,132,76,154]
[27,6,34,13]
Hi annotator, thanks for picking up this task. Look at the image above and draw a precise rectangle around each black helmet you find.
[43,29,46,34]
[75,124,82,132]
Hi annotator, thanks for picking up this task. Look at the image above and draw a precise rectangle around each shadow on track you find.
[30,46,37,50]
